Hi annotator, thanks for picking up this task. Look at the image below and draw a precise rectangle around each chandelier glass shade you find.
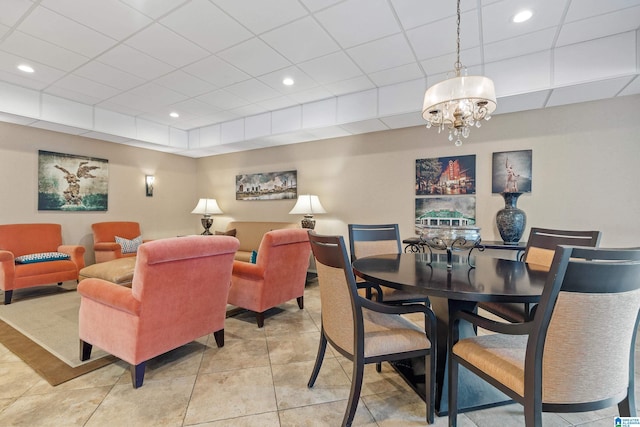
[422,0,497,146]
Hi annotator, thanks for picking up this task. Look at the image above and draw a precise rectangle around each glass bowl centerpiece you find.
[417,225,481,269]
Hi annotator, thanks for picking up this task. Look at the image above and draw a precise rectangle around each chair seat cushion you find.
[452,334,527,397]
[362,308,430,358]
[79,257,137,285]
[15,252,70,264]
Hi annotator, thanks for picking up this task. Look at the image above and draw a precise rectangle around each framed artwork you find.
[492,150,532,193]
[416,155,476,195]
[38,150,108,211]
[415,196,476,227]
[236,170,297,201]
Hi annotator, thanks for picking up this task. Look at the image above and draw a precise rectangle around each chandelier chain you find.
[455,0,462,75]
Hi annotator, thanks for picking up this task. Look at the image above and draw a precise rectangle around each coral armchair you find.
[78,235,239,388]
[92,221,148,263]
[228,228,311,327]
[0,223,85,304]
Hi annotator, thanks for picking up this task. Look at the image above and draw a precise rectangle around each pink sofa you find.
[228,228,311,327]
[78,235,239,388]
[0,223,85,304]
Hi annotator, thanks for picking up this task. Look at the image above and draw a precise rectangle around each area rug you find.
[0,289,116,385]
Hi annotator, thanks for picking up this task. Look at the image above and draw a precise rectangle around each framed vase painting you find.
[416,155,476,195]
[236,170,297,200]
[492,150,532,193]
[38,150,108,211]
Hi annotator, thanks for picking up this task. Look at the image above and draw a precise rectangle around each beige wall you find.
[0,122,198,263]
[196,94,640,247]
[1,95,638,263]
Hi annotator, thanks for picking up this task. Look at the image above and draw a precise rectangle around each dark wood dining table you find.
[352,252,549,416]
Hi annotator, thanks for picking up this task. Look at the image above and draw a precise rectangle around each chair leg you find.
[308,331,328,388]
[256,312,265,328]
[375,362,381,372]
[343,356,364,427]
[427,351,435,424]
[79,340,93,361]
[3,290,12,305]
[131,362,146,388]
[448,356,459,427]
[213,329,224,348]
[57,282,63,286]
[297,295,304,309]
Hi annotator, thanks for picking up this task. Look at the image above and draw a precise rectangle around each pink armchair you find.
[228,228,311,327]
[0,223,85,304]
[78,235,239,388]
[92,221,149,263]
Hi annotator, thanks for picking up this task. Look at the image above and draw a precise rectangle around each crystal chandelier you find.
[422,0,496,146]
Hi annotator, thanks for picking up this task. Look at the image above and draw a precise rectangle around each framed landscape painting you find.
[38,150,108,211]
[236,170,297,200]
[416,155,476,195]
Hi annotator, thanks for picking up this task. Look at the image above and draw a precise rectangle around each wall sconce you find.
[145,175,155,197]
[191,198,223,235]
[289,194,326,230]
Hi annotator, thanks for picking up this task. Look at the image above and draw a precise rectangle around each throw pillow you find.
[215,229,237,236]
[15,252,71,264]
[115,235,143,254]
[250,250,258,264]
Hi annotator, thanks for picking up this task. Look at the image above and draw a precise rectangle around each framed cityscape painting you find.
[416,155,476,195]
[492,150,532,193]
[236,170,297,200]
[38,150,108,211]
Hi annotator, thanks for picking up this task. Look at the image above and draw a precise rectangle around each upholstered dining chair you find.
[91,221,149,263]
[78,235,239,388]
[308,231,437,426]
[448,246,640,427]
[228,228,311,328]
[478,227,601,322]
[348,223,430,305]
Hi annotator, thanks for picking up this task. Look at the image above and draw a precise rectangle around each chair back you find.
[256,228,311,285]
[131,235,239,340]
[529,246,640,405]
[348,224,401,262]
[309,232,361,355]
[92,221,142,243]
[523,227,601,267]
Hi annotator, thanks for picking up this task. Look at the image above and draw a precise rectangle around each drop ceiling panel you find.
[1,31,89,72]
[214,0,308,34]
[261,16,340,64]
[153,70,216,98]
[556,6,640,47]
[484,28,555,63]
[120,0,182,20]
[369,63,424,87]
[546,76,634,107]
[183,56,249,87]
[217,38,291,76]
[485,51,551,97]
[407,9,480,60]
[74,61,145,91]
[347,34,416,74]
[314,0,401,48]
[299,51,362,85]
[495,90,550,114]
[0,0,34,27]
[124,24,210,68]
[19,7,115,57]
[0,51,66,89]
[97,44,175,80]
[564,0,640,22]
[41,0,152,40]
[160,0,252,53]
[0,81,40,118]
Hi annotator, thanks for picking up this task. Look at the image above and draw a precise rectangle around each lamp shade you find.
[191,198,223,216]
[289,195,326,215]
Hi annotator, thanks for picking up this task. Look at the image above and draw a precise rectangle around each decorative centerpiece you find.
[417,225,481,269]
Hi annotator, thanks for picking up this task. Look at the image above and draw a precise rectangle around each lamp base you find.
[301,215,316,230]
[201,217,213,235]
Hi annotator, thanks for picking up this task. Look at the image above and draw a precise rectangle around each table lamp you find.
[289,194,326,229]
[191,198,223,235]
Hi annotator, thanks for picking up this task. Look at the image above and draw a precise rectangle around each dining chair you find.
[448,245,640,427]
[307,231,437,426]
[348,223,430,305]
[478,227,601,322]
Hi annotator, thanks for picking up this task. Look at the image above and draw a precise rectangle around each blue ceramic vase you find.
[496,192,526,244]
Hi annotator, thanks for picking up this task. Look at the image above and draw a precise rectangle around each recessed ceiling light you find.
[18,64,34,73]
[169,112,179,118]
[282,77,294,86]
[513,10,533,23]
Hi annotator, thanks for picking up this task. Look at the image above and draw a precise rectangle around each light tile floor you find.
[0,279,636,426]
